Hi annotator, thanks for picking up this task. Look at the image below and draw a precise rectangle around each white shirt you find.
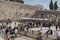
[54,31,58,37]
[24,27,27,31]
[15,29,18,33]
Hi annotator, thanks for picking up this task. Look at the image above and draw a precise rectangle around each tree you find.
[15,0,24,3]
[49,0,53,30]
[49,0,53,10]
[10,0,24,3]
[54,1,58,10]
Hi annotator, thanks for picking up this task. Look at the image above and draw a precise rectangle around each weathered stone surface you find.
[31,10,60,22]
[0,1,43,20]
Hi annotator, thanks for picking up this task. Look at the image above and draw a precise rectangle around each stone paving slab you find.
[0,37,3,40]
[15,37,34,40]
[0,36,34,40]
[0,36,53,40]
[15,35,35,40]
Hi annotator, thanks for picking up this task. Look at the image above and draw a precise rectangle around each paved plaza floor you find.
[0,36,52,40]
[0,33,57,40]
[0,26,60,40]
[0,35,34,40]
[0,37,3,40]
[15,35,35,40]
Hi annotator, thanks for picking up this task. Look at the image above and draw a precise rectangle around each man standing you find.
[36,32,43,40]
[58,23,60,31]
[55,22,58,31]
[14,27,18,38]
[24,26,27,36]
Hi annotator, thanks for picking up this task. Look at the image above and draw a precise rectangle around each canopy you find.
[21,17,49,21]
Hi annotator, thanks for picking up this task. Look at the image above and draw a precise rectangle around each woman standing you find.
[7,31,11,40]
[5,27,11,40]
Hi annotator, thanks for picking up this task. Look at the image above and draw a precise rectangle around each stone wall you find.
[31,10,60,22]
[0,1,43,20]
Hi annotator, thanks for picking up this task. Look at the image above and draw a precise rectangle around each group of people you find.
[1,21,60,40]
[0,25,18,40]
[0,22,33,40]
